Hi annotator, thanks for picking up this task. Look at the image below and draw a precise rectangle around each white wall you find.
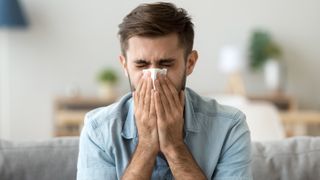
[1,0,320,141]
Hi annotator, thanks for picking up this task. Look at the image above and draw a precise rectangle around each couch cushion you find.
[1,136,320,180]
[0,137,79,180]
[251,136,320,180]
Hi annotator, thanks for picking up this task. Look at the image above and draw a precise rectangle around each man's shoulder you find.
[186,88,245,122]
[84,93,132,131]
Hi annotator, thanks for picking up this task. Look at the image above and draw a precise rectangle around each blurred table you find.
[280,110,320,124]
[53,96,115,136]
[247,93,320,136]
[247,93,297,111]
[280,110,320,136]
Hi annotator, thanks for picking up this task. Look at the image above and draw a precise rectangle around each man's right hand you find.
[122,72,159,180]
[133,72,159,153]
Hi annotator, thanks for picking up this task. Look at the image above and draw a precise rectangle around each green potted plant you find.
[249,29,283,92]
[97,68,119,100]
[249,29,282,70]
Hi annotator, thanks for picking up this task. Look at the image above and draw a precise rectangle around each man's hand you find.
[133,72,159,153]
[122,72,159,180]
[124,73,206,180]
[154,74,207,180]
[154,75,185,153]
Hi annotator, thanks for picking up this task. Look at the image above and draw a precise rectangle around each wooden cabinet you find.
[247,93,297,111]
[53,96,115,136]
[280,110,320,136]
[247,93,320,136]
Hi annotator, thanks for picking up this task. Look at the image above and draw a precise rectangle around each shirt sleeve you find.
[212,111,253,180]
[77,114,117,180]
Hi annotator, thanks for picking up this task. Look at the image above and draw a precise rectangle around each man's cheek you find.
[170,75,186,91]
[132,74,143,90]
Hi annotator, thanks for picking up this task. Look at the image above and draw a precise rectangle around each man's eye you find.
[160,63,172,67]
[135,62,148,68]
[136,64,147,68]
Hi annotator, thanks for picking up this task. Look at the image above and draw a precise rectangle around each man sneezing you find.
[77,2,252,180]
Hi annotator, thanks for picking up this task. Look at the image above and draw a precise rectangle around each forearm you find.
[163,143,207,180]
[122,143,158,180]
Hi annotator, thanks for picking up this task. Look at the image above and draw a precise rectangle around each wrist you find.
[162,142,186,160]
[137,140,159,156]
[123,142,158,180]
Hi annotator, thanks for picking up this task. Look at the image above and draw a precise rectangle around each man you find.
[77,2,252,180]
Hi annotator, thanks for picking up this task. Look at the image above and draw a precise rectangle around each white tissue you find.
[142,68,167,89]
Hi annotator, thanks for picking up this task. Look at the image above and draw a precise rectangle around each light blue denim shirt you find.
[77,88,252,180]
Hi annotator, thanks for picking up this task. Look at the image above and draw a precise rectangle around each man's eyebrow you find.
[134,59,149,64]
[133,58,175,64]
[159,58,175,63]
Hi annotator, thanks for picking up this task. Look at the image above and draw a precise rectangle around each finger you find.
[134,72,144,104]
[159,76,177,110]
[133,92,138,109]
[164,77,181,108]
[154,78,171,115]
[149,89,156,121]
[154,91,165,121]
[138,76,147,108]
[144,74,152,112]
[135,72,144,92]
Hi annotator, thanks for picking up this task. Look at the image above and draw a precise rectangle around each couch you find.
[207,94,286,141]
[1,136,320,180]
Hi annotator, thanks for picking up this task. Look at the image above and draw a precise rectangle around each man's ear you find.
[186,50,198,76]
[119,55,128,77]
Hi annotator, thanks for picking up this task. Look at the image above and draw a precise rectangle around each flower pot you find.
[264,59,281,92]
[98,83,117,101]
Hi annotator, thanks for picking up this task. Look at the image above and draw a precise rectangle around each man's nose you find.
[149,63,160,69]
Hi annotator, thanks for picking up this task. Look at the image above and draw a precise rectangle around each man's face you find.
[120,33,198,92]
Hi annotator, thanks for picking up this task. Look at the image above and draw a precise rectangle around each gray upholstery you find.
[0,137,79,180]
[0,136,320,180]
[251,136,320,180]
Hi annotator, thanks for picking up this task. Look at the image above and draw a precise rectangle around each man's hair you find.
[118,2,194,57]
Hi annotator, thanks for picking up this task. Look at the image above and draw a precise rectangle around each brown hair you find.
[118,2,194,57]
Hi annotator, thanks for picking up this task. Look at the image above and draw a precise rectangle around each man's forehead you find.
[127,51,182,63]
[129,33,179,43]
[126,37,183,61]
[127,34,181,50]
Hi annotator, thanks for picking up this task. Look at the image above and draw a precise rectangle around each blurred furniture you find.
[251,136,320,180]
[280,110,320,136]
[247,93,297,111]
[218,45,246,95]
[0,137,78,180]
[208,94,285,141]
[0,0,28,139]
[281,110,320,124]
[1,136,320,180]
[0,0,28,27]
[53,96,115,136]
[247,93,320,136]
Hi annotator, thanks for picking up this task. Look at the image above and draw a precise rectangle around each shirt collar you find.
[121,97,138,139]
[184,88,201,133]
[121,88,201,139]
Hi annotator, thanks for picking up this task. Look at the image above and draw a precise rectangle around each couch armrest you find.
[251,137,320,180]
[0,137,79,180]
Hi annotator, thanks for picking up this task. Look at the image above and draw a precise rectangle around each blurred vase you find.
[264,59,281,92]
[98,83,117,101]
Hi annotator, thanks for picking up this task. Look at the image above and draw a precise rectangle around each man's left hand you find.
[153,75,207,179]
[154,75,185,154]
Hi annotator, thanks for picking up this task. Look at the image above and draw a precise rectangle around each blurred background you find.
[0,0,319,142]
